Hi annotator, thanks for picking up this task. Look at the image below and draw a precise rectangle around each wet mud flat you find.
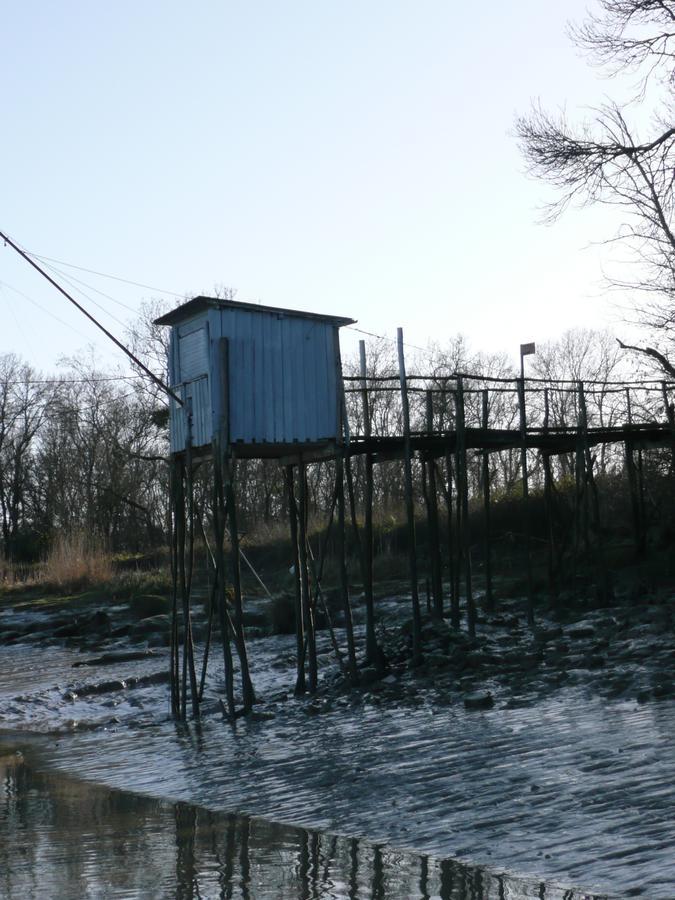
[2,590,675,897]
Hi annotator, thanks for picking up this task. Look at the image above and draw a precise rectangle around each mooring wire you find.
[0,228,183,406]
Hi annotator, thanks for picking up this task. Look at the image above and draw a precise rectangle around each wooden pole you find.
[456,377,476,636]
[169,457,181,718]
[297,462,318,693]
[359,340,377,662]
[285,465,306,694]
[516,376,534,627]
[624,389,645,557]
[182,433,200,719]
[336,455,359,683]
[542,388,557,601]
[223,460,256,712]
[176,460,199,719]
[661,380,675,471]
[579,382,612,604]
[453,388,465,627]
[425,391,443,618]
[481,389,494,612]
[397,328,422,662]
[197,514,218,702]
[444,447,460,628]
[213,446,235,717]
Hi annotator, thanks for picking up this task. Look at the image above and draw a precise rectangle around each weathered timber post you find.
[297,462,318,693]
[213,445,235,717]
[579,382,612,604]
[572,407,584,588]
[481,389,494,612]
[456,377,476,636]
[183,432,200,720]
[661,380,675,472]
[542,389,558,600]
[175,458,199,720]
[359,341,378,662]
[516,376,535,626]
[397,328,422,662]
[169,457,181,717]
[624,389,645,557]
[223,459,256,712]
[285,465,306,694]
[197,514,218,702]
[444,443,460,629]
[335,454,359,683]
[576,388,590,555]
[425,390,443,618]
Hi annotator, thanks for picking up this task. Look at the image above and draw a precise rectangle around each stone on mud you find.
[463,690,494,710]
[130,614,170,640]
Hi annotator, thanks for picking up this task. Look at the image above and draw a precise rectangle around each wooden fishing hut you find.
[154,296,355,718]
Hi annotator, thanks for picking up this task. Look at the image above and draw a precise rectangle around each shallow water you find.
[0,747,604,899]
[0,617,672,897]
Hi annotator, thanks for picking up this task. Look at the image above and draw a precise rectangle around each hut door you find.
[178,323,208,382]
[176,322,211,450]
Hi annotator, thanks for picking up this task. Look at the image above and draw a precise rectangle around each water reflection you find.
[0,749,608,899]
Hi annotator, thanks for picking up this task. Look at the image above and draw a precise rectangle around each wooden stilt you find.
[481,389,494,612]
[397,328,422,662]
[223,460,256,712]
[336,454,359,683]
[444,447,460,629]
[516,376,534,627]
[182,443,200,720]
[213,449,236,718]
[169,458,181,718]
[578,382,612,604]
[175,461,196,720]
[359,340,377,663]
[425,391,443,618]
[197,513,217,703]
[636,441,646,545]
[305,533,346,675]
[542,389,557,601]
[624,389,645,557]
[284,465,306,694]
[661,380,675,471]
[456,377,476,636]
[297,462,318,693]
[453,386,465,627]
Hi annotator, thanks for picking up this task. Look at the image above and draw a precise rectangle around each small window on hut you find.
[178,327,208,382]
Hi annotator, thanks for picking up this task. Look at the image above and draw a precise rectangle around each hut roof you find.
[153,296,356,328]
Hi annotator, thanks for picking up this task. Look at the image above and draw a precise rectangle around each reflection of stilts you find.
[174,801,198,898]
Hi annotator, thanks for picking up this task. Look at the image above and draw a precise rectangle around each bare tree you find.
[516,1,675,374]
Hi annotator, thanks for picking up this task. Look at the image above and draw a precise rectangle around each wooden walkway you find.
[347,421,674,460]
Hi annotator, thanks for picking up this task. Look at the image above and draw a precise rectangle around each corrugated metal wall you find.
[167,305,343,452]
[211,307,340,446]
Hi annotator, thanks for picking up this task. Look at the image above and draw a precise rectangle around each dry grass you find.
[39,531,114,591]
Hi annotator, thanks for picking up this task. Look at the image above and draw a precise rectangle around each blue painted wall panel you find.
[167,304,343,451]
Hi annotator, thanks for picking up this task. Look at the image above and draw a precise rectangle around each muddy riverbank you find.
[1,586,674,897]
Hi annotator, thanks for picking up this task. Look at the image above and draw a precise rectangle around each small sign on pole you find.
[519,341,536,382]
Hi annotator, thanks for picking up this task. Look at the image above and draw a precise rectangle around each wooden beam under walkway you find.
[347,422,674,462]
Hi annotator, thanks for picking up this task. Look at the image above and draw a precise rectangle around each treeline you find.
[0,326,668,563]
[0,354,166,561]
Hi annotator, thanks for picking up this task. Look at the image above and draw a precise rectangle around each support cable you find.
[0,228,183,406]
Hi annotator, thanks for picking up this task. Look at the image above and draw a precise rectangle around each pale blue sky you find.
[0,2,643,373]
